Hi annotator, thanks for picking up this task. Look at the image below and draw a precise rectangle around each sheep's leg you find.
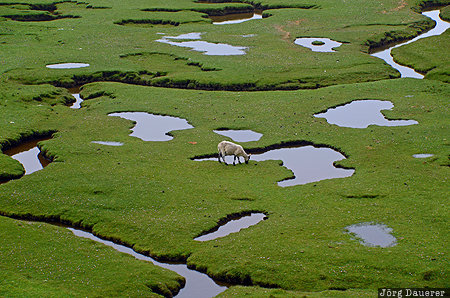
[218,152,228,165]
[233,155,237,166]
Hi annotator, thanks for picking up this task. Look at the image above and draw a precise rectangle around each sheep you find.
[217,140,251,165]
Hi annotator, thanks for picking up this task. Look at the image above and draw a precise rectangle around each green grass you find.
[0,0,449,296]
[0,216,184,297]
[2,0,448,89]
[1,78,448,294]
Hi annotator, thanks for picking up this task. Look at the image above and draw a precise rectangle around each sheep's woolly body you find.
[218,141,251,165]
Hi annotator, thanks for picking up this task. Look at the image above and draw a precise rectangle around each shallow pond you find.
[46,63,90,69]
[195,213,266,241]
[108,112,194,141]
[211,11,263,25]
[345,222,397,247]
[195,144,354,187]
[68,228,228,298]
[3,138,51,176]
[371,10,450,78]
[213,129,262,142]
[294,38,342,52]
[156,33,248,55]
[314,100,418,128]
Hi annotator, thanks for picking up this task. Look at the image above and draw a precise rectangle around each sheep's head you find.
[245,154,251,164]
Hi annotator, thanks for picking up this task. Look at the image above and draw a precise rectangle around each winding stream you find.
[68,228,228,298]
[371,10,449,78]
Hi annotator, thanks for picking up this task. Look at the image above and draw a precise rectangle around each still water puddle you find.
[371,10,450,78]
[195,213,266,241]
[294,38,342,52]
[156,33,248,55]
[346,222,397,247]
[46,63,90,69]
[91,141,124,146]
[108,112,193,141]
[413,153,434,158]
[214,129,262,142]
[3,138,51,176]
[211,11,263,25]
[68,228,227,298]
[195,144,354,187]
[314,100,418,128]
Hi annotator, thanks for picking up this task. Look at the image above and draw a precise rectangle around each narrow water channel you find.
[211,11,263,25]
[68,228,228,298]
[67,87,83,109]
[371,10,449,78]
[195,213,267,241]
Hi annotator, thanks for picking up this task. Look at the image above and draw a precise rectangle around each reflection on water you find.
[195,213,266,241]
[195,144,354,187]
[46,63,90,69]
[109,112,194,141]
[156,32,248,55]
[294,38,342,52]
[314,100,418,128]
[371,10,450,78]
[68,228,228,298]
[346,223,397,247]
[3,138,51,175]
[214,129,262,142]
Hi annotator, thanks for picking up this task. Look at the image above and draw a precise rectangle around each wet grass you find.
[0,0,449,296]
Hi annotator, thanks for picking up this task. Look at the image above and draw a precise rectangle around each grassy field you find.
[2,0,448,90]
[0,0,449,296]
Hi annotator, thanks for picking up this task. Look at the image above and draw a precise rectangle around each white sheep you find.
[217,141,251,165]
